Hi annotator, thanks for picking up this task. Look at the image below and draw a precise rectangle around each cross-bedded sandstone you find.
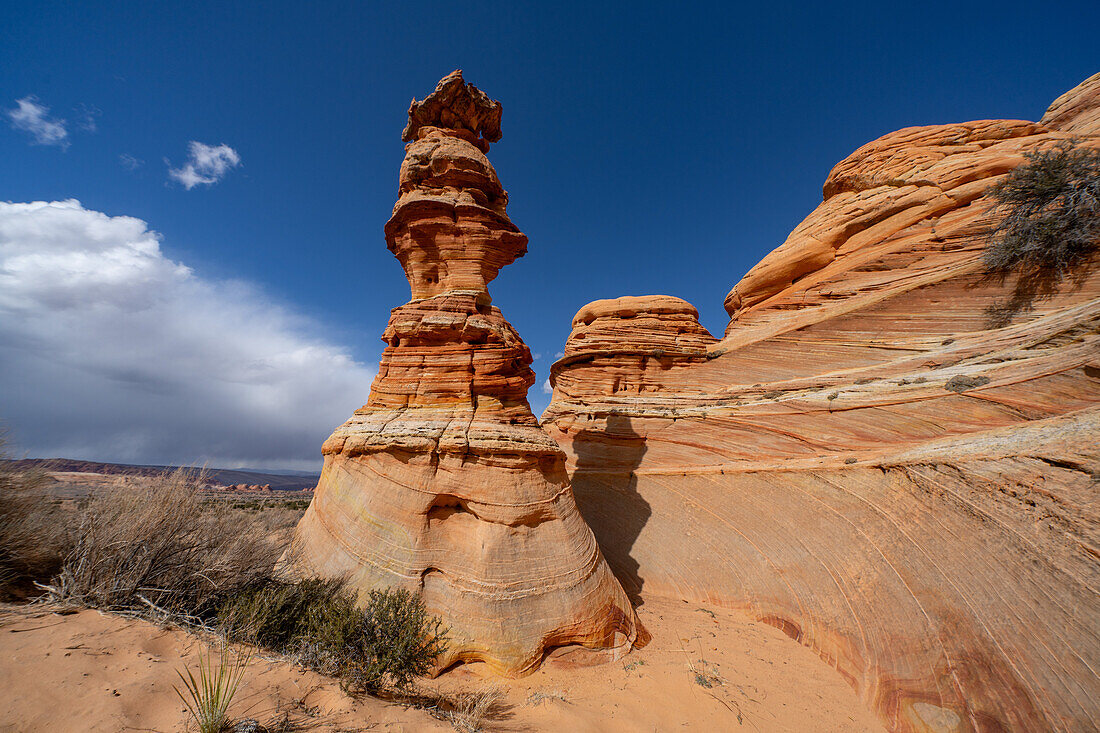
[544,73,1100,732]
[286,71,639,676]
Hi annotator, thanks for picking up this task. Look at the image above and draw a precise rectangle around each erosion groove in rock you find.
[287,70,639,675]
[543,74,1100,731]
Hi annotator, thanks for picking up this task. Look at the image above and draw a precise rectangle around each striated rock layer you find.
[288,71,639,675]
[544,73,1100,731]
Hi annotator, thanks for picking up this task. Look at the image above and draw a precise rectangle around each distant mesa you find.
[1,458,317,491]
[222,483,272,493]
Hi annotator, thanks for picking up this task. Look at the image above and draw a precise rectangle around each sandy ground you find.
[0,597,884,732]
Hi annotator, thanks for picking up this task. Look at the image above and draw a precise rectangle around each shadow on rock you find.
[569,414,650,607]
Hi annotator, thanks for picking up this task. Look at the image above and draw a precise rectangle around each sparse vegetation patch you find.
[0,451,72,599]
[984,140,1100,324]
[6,465,448,707]
[50,469,277,617]
[220,580,448,695]
[944,375,991,393]
[985,140,1100,275]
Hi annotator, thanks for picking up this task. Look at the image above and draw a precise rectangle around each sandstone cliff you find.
[287,71,639,675]
[544,73,1100,732]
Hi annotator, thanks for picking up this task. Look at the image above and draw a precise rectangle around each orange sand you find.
[1,597,882,731]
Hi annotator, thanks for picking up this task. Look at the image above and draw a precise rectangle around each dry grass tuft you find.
[48,469,281,618]
[443,684,508,732]
[0,448,73,599]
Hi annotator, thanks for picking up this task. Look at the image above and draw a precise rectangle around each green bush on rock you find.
[985,140,1100,276]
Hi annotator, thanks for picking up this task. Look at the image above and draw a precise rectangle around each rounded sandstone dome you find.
[572,294,701,327]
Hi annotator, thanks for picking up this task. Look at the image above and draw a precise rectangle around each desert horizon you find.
[2,5,1098,732]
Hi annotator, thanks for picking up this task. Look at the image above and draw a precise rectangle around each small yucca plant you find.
[175,644,251,733]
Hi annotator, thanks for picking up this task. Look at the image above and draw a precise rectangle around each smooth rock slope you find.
[287,71,639,675]
[544,73,1100,731]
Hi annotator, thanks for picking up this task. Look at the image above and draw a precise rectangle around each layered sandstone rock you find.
[287,71,639,675]
[551,295,717,401]
[544,74,1100,731]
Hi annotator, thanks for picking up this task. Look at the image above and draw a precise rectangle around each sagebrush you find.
[218,576,358,657]
[220,580,449,694]
[341,587,450,693]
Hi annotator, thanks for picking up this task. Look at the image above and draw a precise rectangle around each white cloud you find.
[168,141,241,189]
[119,153,144,171]
[75,103,100,132]
[0,200,375,469]
[542,377,553,394]
[554,351,564,359]
[7,96,69,147]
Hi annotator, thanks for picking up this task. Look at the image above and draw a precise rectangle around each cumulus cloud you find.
[7,96,69,147]
[0,200,375,469]
[542,377,553,394]
[168,142,241,189]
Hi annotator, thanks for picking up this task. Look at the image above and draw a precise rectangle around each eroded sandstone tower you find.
[286,71,639,674]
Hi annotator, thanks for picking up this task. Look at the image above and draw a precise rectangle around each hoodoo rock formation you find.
[545,73,1100,731]
[286,71,639,675]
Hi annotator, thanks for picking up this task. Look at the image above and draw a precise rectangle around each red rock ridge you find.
[544,73,1100,732]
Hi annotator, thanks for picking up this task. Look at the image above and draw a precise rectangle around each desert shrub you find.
[943,374,991,393]
[0,454,73,598]
[219,577,359,661]
[985,140,1100,275]
[340,587,449,693]
[51,469,280,617]
[220,580,448,694]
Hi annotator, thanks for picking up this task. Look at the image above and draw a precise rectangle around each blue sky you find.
[2,1,1097,469]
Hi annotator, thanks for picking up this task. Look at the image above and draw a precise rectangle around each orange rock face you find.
[544,74,1100,731]
[286,71,639,675]
[552,295,717,401]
